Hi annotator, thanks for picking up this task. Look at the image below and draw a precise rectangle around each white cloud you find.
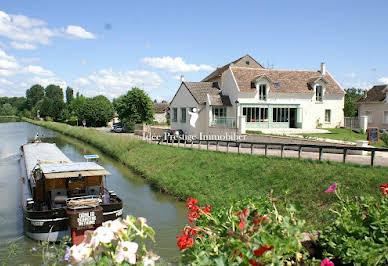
[23,65,54,76]
[30,76,67,89]
[74,69,163,98]
[341,81,373,90]
[141,56,214,72]
[10,41,37,50]
[0,78,13,85]
[65,25,96,39]
[378,77,388,84]
[345,72,356,78]
[0,10,96,49]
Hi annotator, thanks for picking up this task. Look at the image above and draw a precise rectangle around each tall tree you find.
[66,87,74,105]
[45,84,64,100]
[40,84,66,120]
[26,84,44,109]
[77,95,114,127]
[344,88,363,117]
[114,88,154,127]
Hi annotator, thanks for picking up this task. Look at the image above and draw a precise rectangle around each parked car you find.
[161,129,188,143]
[111,124,124,133]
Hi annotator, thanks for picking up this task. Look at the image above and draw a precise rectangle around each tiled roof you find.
[183,82,231,106]
[153,102,169,113]
[358,85,388,103]
[202,55,264,82]
[231,67,344,94]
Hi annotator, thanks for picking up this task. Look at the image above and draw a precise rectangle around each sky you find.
[0,0,387,101]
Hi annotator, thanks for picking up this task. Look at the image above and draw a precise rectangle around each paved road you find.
[150,138,388,167]
[103,128,388,167]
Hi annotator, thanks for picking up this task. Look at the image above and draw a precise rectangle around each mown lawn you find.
[302,128,367,142]
[25,119,388,229]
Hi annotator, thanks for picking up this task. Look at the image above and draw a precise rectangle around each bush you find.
[381,133,388,147]
[66,117,78,126]
[44,116,52,121]
[178,197,309,265]
[319,184,388,265]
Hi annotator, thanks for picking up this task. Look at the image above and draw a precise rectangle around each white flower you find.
[142,251,160,266]
[69,242,92,263]
[92,226,115,248]
[102,218,127,234]
[114,241,138,264]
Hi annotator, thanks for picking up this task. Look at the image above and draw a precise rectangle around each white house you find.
[358,84,388,129]
[170,55,345,136]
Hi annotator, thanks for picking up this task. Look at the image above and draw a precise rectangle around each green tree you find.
[26,84,44,109]
[77,95,114,127]
[114,88,154,129]
[344,88,363,117]
[0,103,17,115]
[40,84,66,121]
[66,87,74,105]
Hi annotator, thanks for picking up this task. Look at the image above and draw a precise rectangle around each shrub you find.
[319,183,388,265]
[177,196,309,265]
[381,133,388,147]
[45,116,52,121]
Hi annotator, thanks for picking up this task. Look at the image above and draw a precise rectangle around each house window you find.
[251,82,256,89]
[384,111,388,124]
[316,85,323,102]
[325,109,331,123]
[213,107,226,119]
[172,108,177,122]
[181,108,186,122]
[259,84,267,100]
[242,107,268,122]
[365,111,373,123]
[273,108,289,122]
[246,61,250,65]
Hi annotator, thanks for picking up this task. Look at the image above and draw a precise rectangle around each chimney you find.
[217,65,222,69]
[320,62,326,75]
[363,90,368,99]
[180,75,184,82]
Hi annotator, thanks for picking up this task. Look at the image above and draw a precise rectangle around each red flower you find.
[176,234,193,250]
[177,226,198,250]
[202,205,211,214]
[239,220,245,230]
[379,183,388,197]
[253,215,267,225]
[186,198,198,209]
[188,207,200,223]
[249,259,258,266]
[254,244,274,256]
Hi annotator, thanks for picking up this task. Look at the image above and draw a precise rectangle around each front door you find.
[289,108,297,128]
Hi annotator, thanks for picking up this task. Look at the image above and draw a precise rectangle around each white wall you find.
[359,102,388,129]
[170,83,201,135]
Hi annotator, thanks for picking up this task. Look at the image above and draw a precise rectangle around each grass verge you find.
[24,118,388,228]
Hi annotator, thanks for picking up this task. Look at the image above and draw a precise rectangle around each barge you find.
[20,142,122,244]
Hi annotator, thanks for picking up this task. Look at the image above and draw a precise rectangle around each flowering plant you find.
[320,183,388,265]
[177,196,308,265]
[68,215,160,265]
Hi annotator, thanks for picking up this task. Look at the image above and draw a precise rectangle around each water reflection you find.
[0,122,187,264]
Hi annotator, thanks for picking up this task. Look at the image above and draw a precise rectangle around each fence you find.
[344,117,360,130]
[157,137,388,166]
[209,117,237,128]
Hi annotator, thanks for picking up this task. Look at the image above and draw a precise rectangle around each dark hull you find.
[23,201,123,241]
[20,146,123,242]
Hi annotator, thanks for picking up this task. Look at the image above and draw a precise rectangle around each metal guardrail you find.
[156,137,388,166]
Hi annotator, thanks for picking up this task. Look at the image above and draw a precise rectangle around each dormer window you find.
[316,85,323,102]
[259,84,267,101]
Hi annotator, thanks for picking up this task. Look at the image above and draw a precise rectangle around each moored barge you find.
[20,142,122,243]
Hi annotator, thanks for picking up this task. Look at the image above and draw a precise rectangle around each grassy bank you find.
[24,119,388,228]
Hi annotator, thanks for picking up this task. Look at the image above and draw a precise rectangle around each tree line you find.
[1,84,155,130]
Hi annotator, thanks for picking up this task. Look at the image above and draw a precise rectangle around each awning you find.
[44,169,110,179]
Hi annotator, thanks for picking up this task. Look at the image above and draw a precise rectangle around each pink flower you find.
[324,183,337,194]
[321,258,334,266]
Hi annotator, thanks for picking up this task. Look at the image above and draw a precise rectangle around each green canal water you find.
[0,120,187,264]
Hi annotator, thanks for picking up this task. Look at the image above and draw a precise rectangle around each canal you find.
[0,120,187,264]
